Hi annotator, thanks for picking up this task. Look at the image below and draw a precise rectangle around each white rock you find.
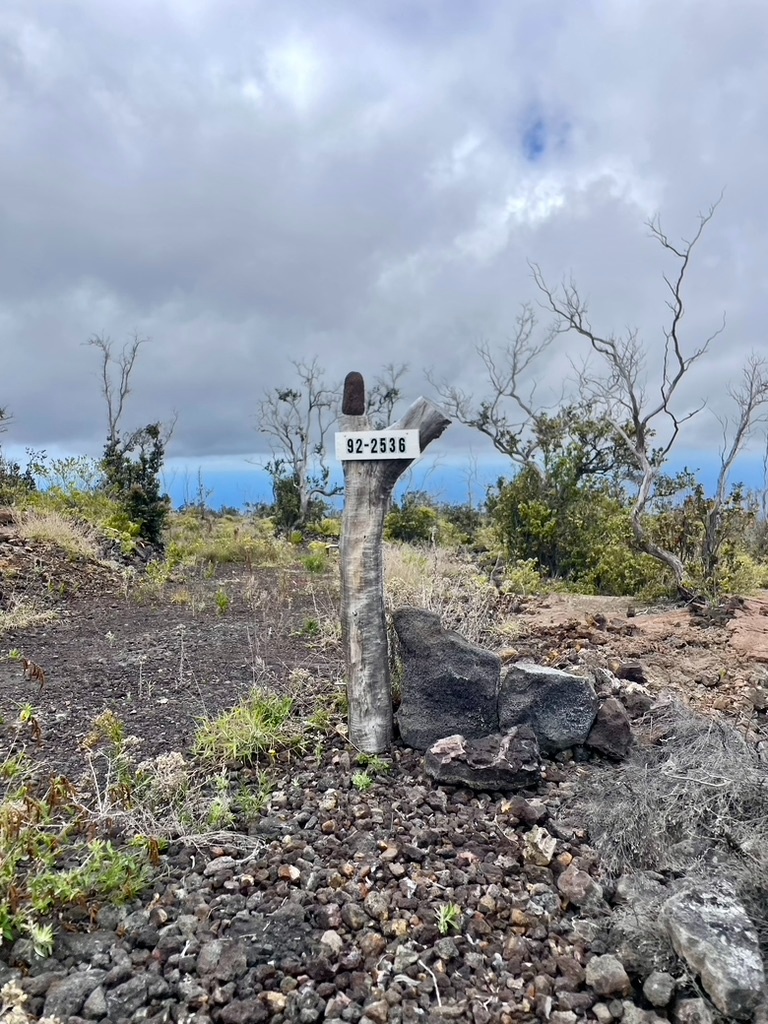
[523,825,557,866]
[643,971,676,1007]
[673,998,713,1024]
[660,883,764,1019]
[320,929,344,955]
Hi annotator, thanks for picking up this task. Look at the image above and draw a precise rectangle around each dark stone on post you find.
[342,371,365,415]
[393,607,500,750]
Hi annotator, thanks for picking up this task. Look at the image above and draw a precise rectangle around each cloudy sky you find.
[2,0,768,504]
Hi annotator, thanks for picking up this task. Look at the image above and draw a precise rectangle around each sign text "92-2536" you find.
[335,429,421,461]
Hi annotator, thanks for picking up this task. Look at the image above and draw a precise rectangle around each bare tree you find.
[0,407,9,434]
[428,305,558,477]
[86,333,174,544]
[531,200,726,597]
[367,363,408,428]
[703,354,768,579]
[257,357,341,527]
[86,334,147,443]
[87,333,177,445]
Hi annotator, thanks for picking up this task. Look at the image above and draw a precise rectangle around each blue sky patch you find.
[522,117,548,161]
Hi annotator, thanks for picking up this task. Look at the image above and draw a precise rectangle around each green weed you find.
[436,902,463,935]
[193,689,296,766]
[351,771,373,792]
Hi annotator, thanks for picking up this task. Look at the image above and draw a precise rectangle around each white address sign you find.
[335,429,421,461]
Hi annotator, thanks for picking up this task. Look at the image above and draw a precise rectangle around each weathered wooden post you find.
[337,372,450,752]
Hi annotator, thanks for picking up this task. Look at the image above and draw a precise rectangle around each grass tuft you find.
[0,598,57,635]
[193,689,297,765]
[384,542,500,646]
[15,509,102,560]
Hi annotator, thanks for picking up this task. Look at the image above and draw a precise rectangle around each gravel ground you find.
[1,733,643,1024]
[2,529,765,1022]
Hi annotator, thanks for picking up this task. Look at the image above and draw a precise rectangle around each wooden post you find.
[339,372,450,753]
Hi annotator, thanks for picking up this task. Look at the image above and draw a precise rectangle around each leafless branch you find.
[257,357,342,522]
[531,200,725,597]
[86,333,148,443]
[161,410,179,447]
[699,354,768,579]
[427,304,557,475]
[715,354,768,508]
[367,363,408,427]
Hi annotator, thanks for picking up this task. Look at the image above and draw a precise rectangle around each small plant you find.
[234,774,274,819]
[16,509,101,561]
[436,902,463,935]
[307,706,333,733]
[303,552,329,577]
[193,689,296,766]
[84,709,125,749]
[82,710,141,798]
[215,589,231,615]
[351,771,373,792]
[356,752,391,776]
[207,774,234,829]
[0,753,29,781]
[27,921,55,959]
[298,617,321,639]
[16,704,42,742]
[0,753,154,953]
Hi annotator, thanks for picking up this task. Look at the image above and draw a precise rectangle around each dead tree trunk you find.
[339,375,450,753]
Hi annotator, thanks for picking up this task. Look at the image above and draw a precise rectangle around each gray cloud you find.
[2,0,767,469]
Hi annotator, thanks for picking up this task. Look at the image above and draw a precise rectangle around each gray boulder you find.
[673,999,713,1024]
[585,954,632,997]
[642,971,675,1008]
[424,728,540,791]
[498,662,598,753]
[393,607,500,750]
[660,882,764,1019]
[587,697,632,758]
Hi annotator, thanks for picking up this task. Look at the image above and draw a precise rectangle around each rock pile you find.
[393,607,634,789]
[5,737,762,1024]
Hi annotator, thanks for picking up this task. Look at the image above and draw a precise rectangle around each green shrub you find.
[314,518,341,539]
[102,425,170,546]
[489,471,668,596]
[386,493,439,544]
[437,502,485,545]
[167,513,292,567]
[501,559,544,596]
[0,451,36,505]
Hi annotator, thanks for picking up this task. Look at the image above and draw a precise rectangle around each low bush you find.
[167,513,293,568]
[193,689,298,765]
[15,509,102,561]
[574,698,768,958]
[384,543,501,646]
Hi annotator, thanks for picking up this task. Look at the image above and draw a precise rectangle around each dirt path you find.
[1,557,344,779]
